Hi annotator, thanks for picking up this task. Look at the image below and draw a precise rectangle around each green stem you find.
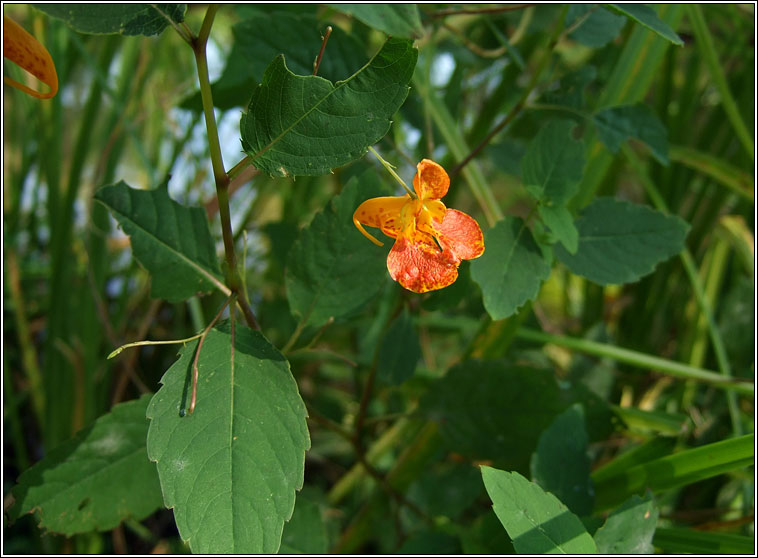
[107,333,203,360]
[368,146,416,198]
[623,146,743,432]
[687,5,754,161]
[516,327,753,395]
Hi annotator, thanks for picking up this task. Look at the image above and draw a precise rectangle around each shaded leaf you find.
[470,217,552,321]
[555,198,690,286]
[607,4,684,45]
[407,461,483,520]
[568,5,627,47]
[594,493,658,553]
[34,4,186,36]
[481,467,598,554]
[542,66,597,110]
[531,404,594,517]
[593,103,669,164]
[279,492,328,554]
[146,322,310,553]
[538,204,579,254]
[522,119,585,204]
[421,361,567,472]
[328,4,423,38]
[240,37,417,177]
[376,307,420,385]
[396,530,461,554]
[95,180,223,302]
[10,395,162,534]
[285,171,391,328]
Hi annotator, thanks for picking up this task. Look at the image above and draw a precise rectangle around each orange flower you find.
[353,159,484,293]
[3,15,58,99]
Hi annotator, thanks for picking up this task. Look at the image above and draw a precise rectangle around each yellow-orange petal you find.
[412,159,449,201]
[433,208,485,261]
[387,236,459,293]
[3,15,58,99]
[353,195,409,245]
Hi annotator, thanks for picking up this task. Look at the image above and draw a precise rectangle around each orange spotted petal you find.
[387,236,459,293]
[3,15,58,99]
[433,208,485,261]
[412,159,450,201]
[353,195,409,246]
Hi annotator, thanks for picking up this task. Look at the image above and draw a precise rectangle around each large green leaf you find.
[522,119,585,205]
[146,322,310,554]
[470,217,552,321]
[481,467,598,554]
[606,4,684,45]
[285,172,391,328]
[240,38,417,177]
[377,307,421,385]
[421,361,567,472]
[279,491,329,554]
[593,103,669,165]
[567,5,627,48]
[34,4,186,36]
[95,180,224,302]
[530,405,594,517]
[10,395,162,534]
[555,198,689,286]
[328,4,423,38]
[593,493,658,553]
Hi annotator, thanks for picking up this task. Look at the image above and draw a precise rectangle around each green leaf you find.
[376,307,420,385]
[607,4,684,45]
[593,103,669,165]
[95,180,224,302]
[10,395,162,534]
[422,361,567,472]
[470,217,552,321]
[555,198,690,286]
[279,492,328,554]
[234,12,367,84]
[407,462,483,521]
[592,434,754,511]
[594,493,658,554]
[653,527,755,555]
[530,404,594,517]
[328,4,423,38]
[481,467,598,554]
[538,204,579,254]
[567,5,627,48]
[240,37,417,177]
[542,66,597,111]
[34,4,186,36]
[146,322,310,554]
[522,119,585,205]
[285,171,391,328]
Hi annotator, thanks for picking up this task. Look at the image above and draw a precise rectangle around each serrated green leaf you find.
[422,361,567,472]
[470,217,552,321]
[594,493,658,553]
[531,404,594,517]
[376,307,420,385]
[146,322,310,554]
[556,198,689,285]
[279,493,328,554]
[593,103,669,164]
[522,120,585,205]
[94,180,224,303]
[607,4,684,45]
[568,5,627,48]
[240,37,417,177]
[481,467,598,554]
[10,395,162,534]
[34,4,186,36]
[328,4,423,38]
[285,172,391,328]
[538,204,579,254]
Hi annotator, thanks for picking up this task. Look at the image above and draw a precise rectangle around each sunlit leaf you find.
[10,396,162,534]
[146,322,310,553]
[555,198,689,285]
[481,467,598,554]
[594,493,658,553]
[95,179,223,302]
[34,4,186,36]
[240,37,417,177]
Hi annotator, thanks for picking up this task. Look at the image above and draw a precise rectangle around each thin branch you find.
[313,26,333,76]
[189,297,232,414]
[151,4,194,44]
